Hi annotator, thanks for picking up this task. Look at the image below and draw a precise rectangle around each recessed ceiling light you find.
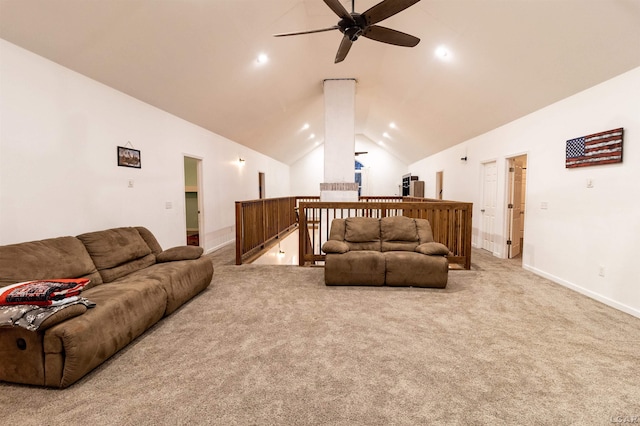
[383,132,390,138]
[302,123,310,130]
[435,46,452,61]
[378,140,384,146]
[256,53,269,64]
[389,122,397,129]
[309,134,315,139]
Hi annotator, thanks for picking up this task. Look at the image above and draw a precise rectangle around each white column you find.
[321,78,358,202]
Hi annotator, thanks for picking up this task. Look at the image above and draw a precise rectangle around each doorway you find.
[258,172,266,199]
[184,156,203,247]
[481,161,497,253]
[506,155,527,258]
[435,171,444,200]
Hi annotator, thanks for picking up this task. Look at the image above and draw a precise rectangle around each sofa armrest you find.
[415,242,451,256]
[156,246,203,263]
[322,240,349,254]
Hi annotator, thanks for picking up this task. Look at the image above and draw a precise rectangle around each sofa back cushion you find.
[344,217,381,251]
[380,216,419,252]
[415,218,435,244]
[135,226,163,255]
[0,236,102,289]
[328,219,346,242]
[77,227,155,283]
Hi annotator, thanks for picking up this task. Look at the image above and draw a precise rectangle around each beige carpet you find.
[1,249,639,425]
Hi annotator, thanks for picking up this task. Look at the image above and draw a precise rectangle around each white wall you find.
[290,144,325,196]
[0,40,290,251]
[355,135,408,197]
[410,66,640,318]
[290,135,408,197]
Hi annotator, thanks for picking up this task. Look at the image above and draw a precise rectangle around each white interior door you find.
[508,160,523,258]
[481,161,497,252]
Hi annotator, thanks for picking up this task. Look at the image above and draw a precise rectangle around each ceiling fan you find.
[274,0,422,63]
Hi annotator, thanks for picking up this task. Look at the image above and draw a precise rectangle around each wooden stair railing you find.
[235,196,472,269]
[297,200,472,269]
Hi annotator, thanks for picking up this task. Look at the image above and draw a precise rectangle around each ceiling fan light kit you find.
[274,0,422,63]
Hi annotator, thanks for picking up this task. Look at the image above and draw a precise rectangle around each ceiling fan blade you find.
[273,26,340,37]
[335,35,353,63]
[362,25,420,47]
[323,0,355,22]
[363,0,422,26]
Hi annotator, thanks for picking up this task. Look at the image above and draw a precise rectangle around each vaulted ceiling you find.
[1,0,639,165]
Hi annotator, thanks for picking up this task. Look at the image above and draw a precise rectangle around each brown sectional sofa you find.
[322,216,450,288]
[0,226,213,388]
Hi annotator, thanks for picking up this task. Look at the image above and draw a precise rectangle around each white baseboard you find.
[205,239,234,255]
[523,264,640,319]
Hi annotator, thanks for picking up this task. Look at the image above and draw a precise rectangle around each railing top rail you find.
[298,201,472,209]
[236,196,297,204]
[236,196,470,206]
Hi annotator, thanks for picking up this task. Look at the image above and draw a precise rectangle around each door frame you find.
[503,153,528,260]
[183,155,204,248]
[258,172,266,199]
[435,170,444,200]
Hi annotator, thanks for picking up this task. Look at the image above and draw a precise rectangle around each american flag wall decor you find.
[565,128,624,168]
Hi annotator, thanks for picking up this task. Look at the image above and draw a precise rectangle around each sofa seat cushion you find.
[384,252,448,288]
[138,257,213,315]
[325,251,385,286]
[77,228,154,283]
[43,279,167,388]
[0,236,102,289]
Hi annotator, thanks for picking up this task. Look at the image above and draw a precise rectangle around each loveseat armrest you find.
[156,246,203,263]
[415,242,451,256]
[322,240,349,254]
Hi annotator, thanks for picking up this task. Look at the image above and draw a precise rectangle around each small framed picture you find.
[117,146,141,168]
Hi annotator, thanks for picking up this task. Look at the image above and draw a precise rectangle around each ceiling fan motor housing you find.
[339,14,367,41]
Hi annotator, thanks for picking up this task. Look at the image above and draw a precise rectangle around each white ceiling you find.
[1,0,639,165]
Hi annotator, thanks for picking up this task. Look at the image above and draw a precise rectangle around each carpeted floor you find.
[1,249,639,425]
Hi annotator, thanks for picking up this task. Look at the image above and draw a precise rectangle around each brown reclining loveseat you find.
[322,216,450,288]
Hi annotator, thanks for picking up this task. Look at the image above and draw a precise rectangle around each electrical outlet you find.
[128,179,134,188]
[165,202,173,209]
[540,202,548,210]
[586,179,594,188]
[598,266,605,277]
